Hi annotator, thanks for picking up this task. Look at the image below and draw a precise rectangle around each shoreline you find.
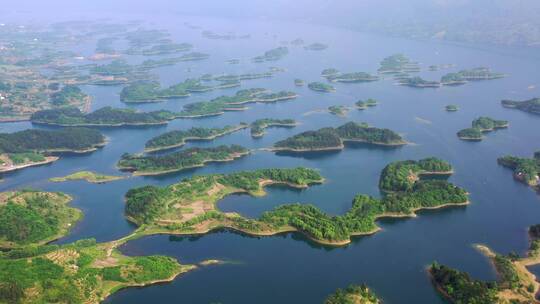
[0,156,59,173]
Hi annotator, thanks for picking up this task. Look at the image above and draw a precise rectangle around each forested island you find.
[328,105,350,116]
[497,152,540,191]
[325,284,380,304]
[294,79,305,86]
[123,159,468,246]
[50,171,125,184]
[457,117,509,141]
[118,145,249,175]
[441,67,505,86]
[429,227,540,304]
[398,76,441,88]
[31,107,177,127]
[120,77,234,103]
[0,190,80,248]
[379,158,453,192]
[252,47,289,62]
[321,68,340,78]
[325,72,379,83]
[250,119,297,138]
[308,82,336,92]
[378,54,420,74]
[445,104,459,112]
[272,122,406,152]
[144,124,248,152]
[177,89,297,118]
[0,128,105,172]
[356,99,378,110]
[502,97,540,115]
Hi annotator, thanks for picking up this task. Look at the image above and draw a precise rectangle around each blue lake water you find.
[2,14,540,303]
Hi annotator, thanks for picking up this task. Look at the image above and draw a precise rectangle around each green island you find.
[457,117,509,141]
[356,99,379,110]
[398,76,441,88]
[501,97,540,115]
[321,68,340,78]
[304,43,328,51]
[0,237,201,304]
[308,82,336,92]
[326,72,379,83]
[140,42,193,56]
[0,128,106,173]
[328,105,350,117]
[441,67,504,86]
[120,77,236,103]
[497,151,540,191]
[177,89,298,118]
[325,284,381,304]
[445,104,459,112]
[252,47,289,62]
[50,85,91,109]
[429,226,540,304]
[122,160,468,246]
[250,118,297,138]
[271,121,406,152]
[144,124,249,152]
[378,158,453,192]
[378,54,420,74]
[30,107,177,127]
[117,145,250,176]
[49,171,126,184]
[294,79,305,86]
[0,190,81,249]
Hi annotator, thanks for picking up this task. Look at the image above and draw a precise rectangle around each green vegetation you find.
[177,89,297,118]
[446,105,459,112]
[325,284,380,304]
[497,152,540,188]
[308,82,336,92]
[502,98,540,115]
[140,42,192,55]
[457,128,483,141]
[379,158,452,192]
[252,47,289,62]
[0,238,193,304]
[294,79,305,86]
[458,117,509,141]
[31,107,176,126]
[429,262,499,304]
[124,160,467,245]
[0,128,104,153]
[144,124,248,152]
[356,99,378,109]
[304,43,328,51]
[50,85,88,106]
[326,72,379,83]
[441,68,504,86]
[321,68,340,77]
[50,171,125,184]
[398,76,441,88]
[273,122,406,152]
[250,118,297,138]
[118,145,249,175]
[0,190,80,248]
[378,54,420,74]
[328,105,349,116]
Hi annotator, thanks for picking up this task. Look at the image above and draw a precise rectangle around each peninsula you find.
[0,190,81,249]
[118,145,250,176]
[497,151,540,191]
[502,97,540,115]
[144,124,249,152]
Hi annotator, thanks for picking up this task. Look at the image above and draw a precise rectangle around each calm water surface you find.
[2,14,540,304]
